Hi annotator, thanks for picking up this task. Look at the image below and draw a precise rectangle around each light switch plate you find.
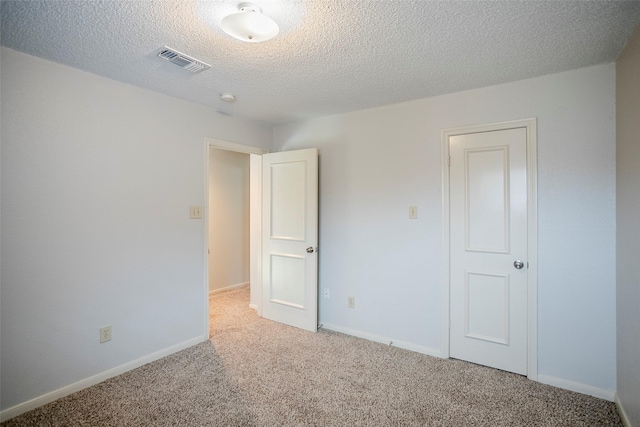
[190,205,202,219]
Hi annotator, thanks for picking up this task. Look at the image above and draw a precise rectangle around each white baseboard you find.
[249,303,258,310]
[320,323,442,358]
[615,393,633,427]
[0,336,206,423]
[208,281,249,296]
[537,375,615,401]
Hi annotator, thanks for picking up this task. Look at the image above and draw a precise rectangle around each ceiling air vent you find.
[156,46,210,73]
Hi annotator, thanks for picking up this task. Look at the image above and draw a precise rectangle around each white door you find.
[262,148,318,332]
[449,127,528,375]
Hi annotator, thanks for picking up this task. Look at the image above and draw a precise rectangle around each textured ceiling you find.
[2,1,640,125]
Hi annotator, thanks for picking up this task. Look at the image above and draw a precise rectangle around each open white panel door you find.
[262,148,318,332]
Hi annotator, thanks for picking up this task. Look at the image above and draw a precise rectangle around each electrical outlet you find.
[100,326,112,343]
[190,205,202,219]
[348,296,355,308]
[324,288,330,299]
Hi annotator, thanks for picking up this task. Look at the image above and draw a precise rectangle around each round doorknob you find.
[514,260,525,269]
[306,247,315,254]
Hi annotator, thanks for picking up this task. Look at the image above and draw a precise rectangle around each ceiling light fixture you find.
[221,3,279,43]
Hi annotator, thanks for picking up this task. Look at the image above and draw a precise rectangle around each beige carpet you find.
[3,287,622,426]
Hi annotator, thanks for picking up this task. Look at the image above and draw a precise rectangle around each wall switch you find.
[190,205,202,219]
[324,288,330,299]
[100,326,112,343]
[409,206,418,219]
[348,296,355,308]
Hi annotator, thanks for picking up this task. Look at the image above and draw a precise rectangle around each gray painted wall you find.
[274,63,617,397]
[616,23,640,426]
[0,47,271,411]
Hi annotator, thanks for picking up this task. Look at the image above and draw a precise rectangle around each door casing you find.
[441,119,538,380]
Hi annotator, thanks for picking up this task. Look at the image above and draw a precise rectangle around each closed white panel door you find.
[449,128,528,375]
[262,148,318,332]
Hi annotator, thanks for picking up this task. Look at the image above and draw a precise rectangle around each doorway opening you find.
[208,147,250,334]
[208,148,250,296]
[203,139,266,339]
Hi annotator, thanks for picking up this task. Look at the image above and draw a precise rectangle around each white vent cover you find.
[156,46,210,73]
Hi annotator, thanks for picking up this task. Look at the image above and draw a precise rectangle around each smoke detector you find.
[220,93,236,102]
[156,46,210,73]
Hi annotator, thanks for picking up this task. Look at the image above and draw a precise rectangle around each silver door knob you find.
[306,247,315,254]
[514,260,525,269]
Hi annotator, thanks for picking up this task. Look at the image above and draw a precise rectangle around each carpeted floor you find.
[3,286,622,426]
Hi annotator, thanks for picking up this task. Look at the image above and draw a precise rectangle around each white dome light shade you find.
[221,4,279,43]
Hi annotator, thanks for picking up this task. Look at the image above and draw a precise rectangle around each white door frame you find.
[203,138,268,339]
[440,119,538,380]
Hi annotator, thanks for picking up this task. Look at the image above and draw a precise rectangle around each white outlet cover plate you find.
[409,206,418,219]
[100,326,112,343]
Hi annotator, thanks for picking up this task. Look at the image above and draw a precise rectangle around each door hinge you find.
[448,156,451,167]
